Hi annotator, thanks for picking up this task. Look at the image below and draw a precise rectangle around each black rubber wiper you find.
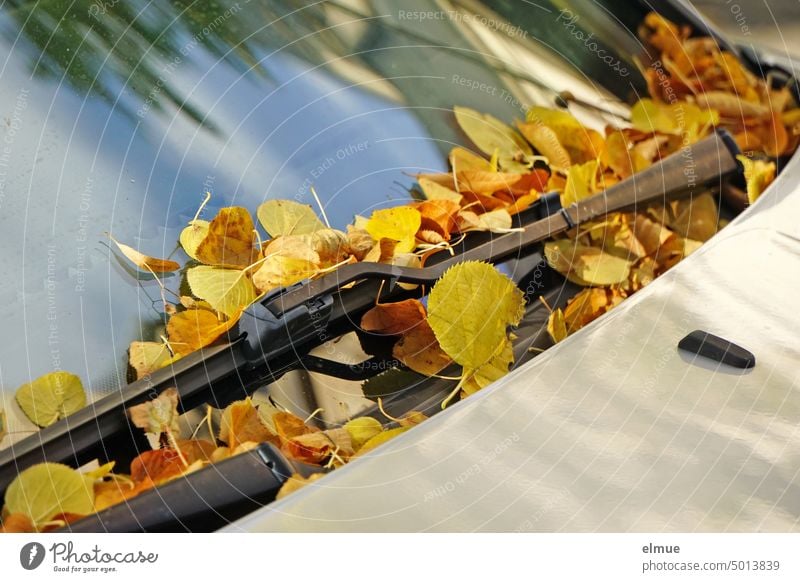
[0,130,740,498]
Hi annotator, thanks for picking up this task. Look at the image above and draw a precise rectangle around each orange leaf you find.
[130,449,185,485]
[195,207,259,268]
[413,200,460,240]
[219,400,277,450]
[0,513,35,533]
[361,299,427,336]
[273,411,319,443]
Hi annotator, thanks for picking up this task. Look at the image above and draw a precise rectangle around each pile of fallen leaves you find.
[2,12,799,531]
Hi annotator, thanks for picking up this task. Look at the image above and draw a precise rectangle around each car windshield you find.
[0,1,792,436]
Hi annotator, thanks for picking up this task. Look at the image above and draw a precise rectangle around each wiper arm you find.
[0,130,740,498]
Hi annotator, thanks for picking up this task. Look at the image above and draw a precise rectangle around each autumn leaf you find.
[345,226,375,260]
[108,235,180,273]
[365,207,421,254]
[128,341,172,380]
[427,262,524,380]
[0,408,6,444]
[562,160,599,206]
[547,308,568,343]
[360,299,426,336]
[413,199,460,240]
[273,411,319,443]
[344,417,383,452]
[130,449,185,485]
[516,121,571,170]
[219,399,276,450]
[418,177,462,204]
[454,106,533,171]
[195,207,259,268]
[352,427,411,457]
[545,239,633,286]
[461,337,514,397]
[257,199,326,238]
[4,463,94,528]
[166,308,238,355]
[127,387,180,437]
[392,320,453,376]
[449,146,492,171]
[0,513,35,533]
[179,220,210,261]
[311,228,349,265]
[737,155,776,204]
[187,265,256,319]
[15,371,86,428]
[252,255,319,294]
[275,473,325,500]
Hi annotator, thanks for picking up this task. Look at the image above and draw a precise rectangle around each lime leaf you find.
[257,200,326,238]
[353,427,411,457]
[179,219,210,260]
[562,160,599,206]
[187,265,256,318]
[15,372,86,427]
[361,368,427,401]
[364,207,421,254]
[128,341,171,380]
[427,262,524,372]
[344,417,384,451]
[5,463,95,527]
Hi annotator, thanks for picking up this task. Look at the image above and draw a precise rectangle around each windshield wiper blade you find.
[0,130,740,498]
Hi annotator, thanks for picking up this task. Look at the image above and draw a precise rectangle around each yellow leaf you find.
[547,308,568,343]
[167,308,238,355]
[275,473,325,500]
[631,99,718,140]
[737,155,776,204]
[15,371,86,428]
[0,408,6,443]
[352,427,411,457]
[252,255,318,294]
[545,239,633,286]
[344,417,384,452]
[454,106,532,171]
[5,463,95,528]
[179,220,210,261]
[187,265,256,319]
[127,387,180,436]
[525,107,604,164]
[427,262,524,372]
[364,207,421,254]
[195,207,259,268]
[449,147,491,171]
[461,337,514,397]
[418,178,462,204]
[562,160,599,206]
[516,121,571,170]
[257,199,326,238]
[310,229,349,265]
[668,193,719,242]
[109,236,180,273]
[128,341,171,380]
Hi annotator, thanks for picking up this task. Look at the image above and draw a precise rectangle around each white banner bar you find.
[1,534,798,581]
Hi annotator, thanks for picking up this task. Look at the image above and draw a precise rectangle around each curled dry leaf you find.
[15,371,86,428]
[516,121,571,170]
[345,226,374,261]
[194,207,259,268]
[311,228,350,265]
[109,235,180,273]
